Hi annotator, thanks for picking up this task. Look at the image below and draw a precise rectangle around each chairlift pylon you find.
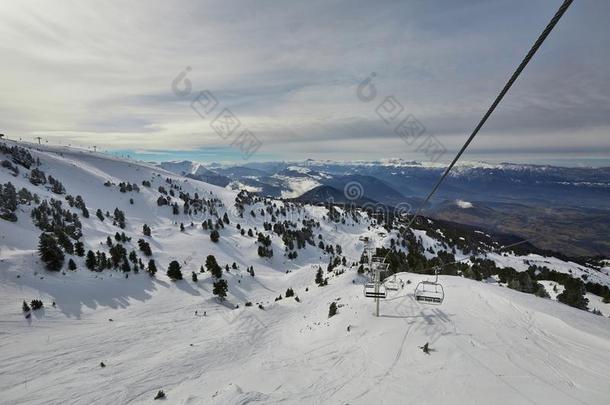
[414,267,445,305]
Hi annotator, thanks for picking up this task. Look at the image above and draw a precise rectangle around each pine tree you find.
[315,267,324,285]
[96,209,104,221]
[206,255,222,278]
[38,233,64,271]
[213,279,228,300]
[535,284,550,298]
[518,272,535,293]
[22,300,30,312]
[129,250,138,264]
[30,299,43,310]
[210,229,220,243]
[113,208,126,228]
[328,302,337,318]
[191,271,198,282]
[167,260,183,280]
[121,259,131,272]
[86,250,97,270]
[147,259,157,276]
[143,224,151,237]
[74,241,85,256]
[137,239,152,256]
[55,230,74,255]
[68,258,77,270]
[508,278,521,291]
[557,278,589,310]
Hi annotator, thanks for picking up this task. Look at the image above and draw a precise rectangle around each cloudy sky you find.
[1,0,609,165]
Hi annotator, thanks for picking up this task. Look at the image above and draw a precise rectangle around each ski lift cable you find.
[364,0,572,307]
[403,0,574,232]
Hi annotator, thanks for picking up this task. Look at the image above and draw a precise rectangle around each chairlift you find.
[384,275,400,291]
[414,268,444,305]
[364,283,387,299]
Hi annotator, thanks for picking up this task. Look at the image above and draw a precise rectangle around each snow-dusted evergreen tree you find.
[558,278,589,310]
[74,241,84,257]
[113,208,126,228]
[213,279,228,300]
[167,260,183,280]
[315,266,324,285]
[137,239,152,256]
[121,259,131,273]
[38,232,64,271]
[85,250,97,270]
[206,255,222,278]
[0,182,18,221]
[328,302,337,318]
[147,259,157,276]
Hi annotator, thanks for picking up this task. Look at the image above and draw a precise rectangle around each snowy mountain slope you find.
[1,140,610,404]
[159,158,610,256]
[2,269,610,404]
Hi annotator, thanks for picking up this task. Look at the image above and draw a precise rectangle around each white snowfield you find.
[1,141,610,405]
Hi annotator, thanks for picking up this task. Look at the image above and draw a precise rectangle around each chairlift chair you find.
[384,275,400,291]
[364,283,387,299]
[414,268,445,305]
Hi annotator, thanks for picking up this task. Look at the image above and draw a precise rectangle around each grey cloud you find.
[0,0,608,163]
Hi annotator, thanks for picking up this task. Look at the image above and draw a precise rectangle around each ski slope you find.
[2,270,610,404]
[1,140,610,404]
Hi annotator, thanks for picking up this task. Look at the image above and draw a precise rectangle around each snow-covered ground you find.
[3,270,610,404]
[2,140,610,404]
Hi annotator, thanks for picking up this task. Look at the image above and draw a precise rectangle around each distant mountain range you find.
[159,159,610,256]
